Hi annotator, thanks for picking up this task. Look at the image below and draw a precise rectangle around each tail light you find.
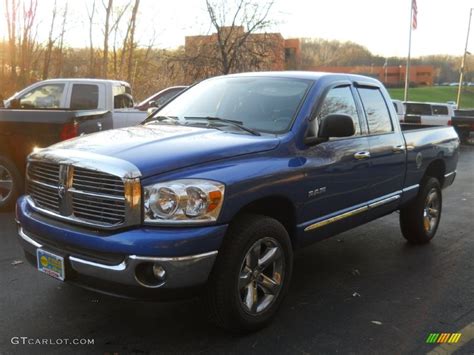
[448,120,452,126]
[60,122,78,141]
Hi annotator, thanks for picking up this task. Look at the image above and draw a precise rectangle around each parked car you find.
[3,79,147,128]
[404,101,455,126]
[451,109,474,143]
[16,72,459,332]
[392,99,405,121]
[135,86,187,113]
[0,79,147,210]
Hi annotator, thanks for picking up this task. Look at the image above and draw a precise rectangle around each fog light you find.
[134,262,166,288]
[153,264,166,281]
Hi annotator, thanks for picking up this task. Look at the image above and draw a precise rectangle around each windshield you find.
[153,76,312,133]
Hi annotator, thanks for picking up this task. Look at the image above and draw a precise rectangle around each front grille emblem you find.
[58,164,72,215]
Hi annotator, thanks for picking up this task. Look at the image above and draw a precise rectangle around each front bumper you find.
[16,196,227,299]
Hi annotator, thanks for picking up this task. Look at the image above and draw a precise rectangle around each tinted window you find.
[19,84,65,109]
[432,105,449,115]
[358,88,393,134]
[155,89,181,107]
[317,86,360,135]
[405,103,432,115]
[70,84,99,110]
[114,93,134,109]
[157,77,311,133]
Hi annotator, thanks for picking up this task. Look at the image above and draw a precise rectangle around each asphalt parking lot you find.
[0,145,473,355]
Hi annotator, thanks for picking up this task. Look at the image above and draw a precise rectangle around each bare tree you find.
[54,2,68,77]
[5,0,19,81]
[42,0,57,79]
[102,0,113,78]
[18,0,38,85]
[203,0,275,75]
[86,0,96,76]
[110,3,130,77]
[126,0,140,83]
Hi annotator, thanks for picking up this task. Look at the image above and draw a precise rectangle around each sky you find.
[0,0,472,57]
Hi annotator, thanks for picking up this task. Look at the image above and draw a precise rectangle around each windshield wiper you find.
[143,115,178,124]
[183,116,261,136]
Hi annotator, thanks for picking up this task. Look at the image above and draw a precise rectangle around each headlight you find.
[144,179,225,224]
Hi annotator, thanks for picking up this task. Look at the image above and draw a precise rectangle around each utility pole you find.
[457,8,473,108]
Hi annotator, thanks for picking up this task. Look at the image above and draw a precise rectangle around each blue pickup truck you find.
[16,72,459,332]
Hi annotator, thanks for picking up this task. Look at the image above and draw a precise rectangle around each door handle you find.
[354,151,371,160]
[97,122,103,131]
[392,144,405,153]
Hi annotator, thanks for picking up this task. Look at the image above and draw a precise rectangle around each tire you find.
[399,177,442,244]
[0,155,22,211]
[206,214,293,332]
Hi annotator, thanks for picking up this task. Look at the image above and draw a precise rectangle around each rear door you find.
[356,85,405,202]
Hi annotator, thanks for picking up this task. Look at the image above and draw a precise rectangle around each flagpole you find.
[404,0,414,101]
[456,8,473,108]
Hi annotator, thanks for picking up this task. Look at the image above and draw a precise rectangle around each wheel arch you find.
[423,159,446,186]
[231,195,297,248]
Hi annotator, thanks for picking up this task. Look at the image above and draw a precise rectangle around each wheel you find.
[206,214,293,332]
[0,155,21,211]
[399,177,442,244]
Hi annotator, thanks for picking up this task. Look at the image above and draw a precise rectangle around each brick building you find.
[184,27,301,79]
[306,65,434,86]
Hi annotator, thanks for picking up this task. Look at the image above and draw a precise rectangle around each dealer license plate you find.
[37,249,65,281]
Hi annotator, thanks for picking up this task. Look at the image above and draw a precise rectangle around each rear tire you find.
[399,177,442,244]
[206,214,293,333]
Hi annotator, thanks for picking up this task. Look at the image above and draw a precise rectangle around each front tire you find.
[400,177,442,244]
[0,155,21,211]
[206,214,293,332]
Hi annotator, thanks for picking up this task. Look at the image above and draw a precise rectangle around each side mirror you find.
[7,98,21,109]
[319,114,355,138]
[147,107,159,116]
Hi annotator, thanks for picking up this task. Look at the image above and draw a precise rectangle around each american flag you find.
[412,0,418,30]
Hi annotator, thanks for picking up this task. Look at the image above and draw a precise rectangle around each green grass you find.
[388,86,474,109]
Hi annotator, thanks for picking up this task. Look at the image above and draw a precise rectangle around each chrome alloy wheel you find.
[423,187,440,233]
[238,237,285,315]
[0,164,13,203]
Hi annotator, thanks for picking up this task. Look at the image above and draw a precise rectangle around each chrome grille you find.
[73,167,124,196]
[27,181,60,213]
[27,161,131,228]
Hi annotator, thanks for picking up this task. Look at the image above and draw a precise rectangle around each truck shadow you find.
[45,214,443,354]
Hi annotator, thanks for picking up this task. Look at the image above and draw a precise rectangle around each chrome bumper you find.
[18,226,217,290]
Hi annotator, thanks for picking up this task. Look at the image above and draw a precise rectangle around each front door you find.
[300,85,373,233]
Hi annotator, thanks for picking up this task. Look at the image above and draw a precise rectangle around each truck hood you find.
[48,124,280,178]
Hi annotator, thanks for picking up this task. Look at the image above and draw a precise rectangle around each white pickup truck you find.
[404,101,455,126]
[3,79,147,128]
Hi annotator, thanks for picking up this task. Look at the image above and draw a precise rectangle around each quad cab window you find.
[357,87,393,134]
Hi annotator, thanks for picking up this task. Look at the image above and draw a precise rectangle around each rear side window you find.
[357,88,393,134]
[317,86,360,135]
[70,84,99,110]
[19,84,65,109]
[405,103,432,115]
[432,105,449,115]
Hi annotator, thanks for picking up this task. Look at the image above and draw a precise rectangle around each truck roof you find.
[37,78,131,87]
[223,71,383,86]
